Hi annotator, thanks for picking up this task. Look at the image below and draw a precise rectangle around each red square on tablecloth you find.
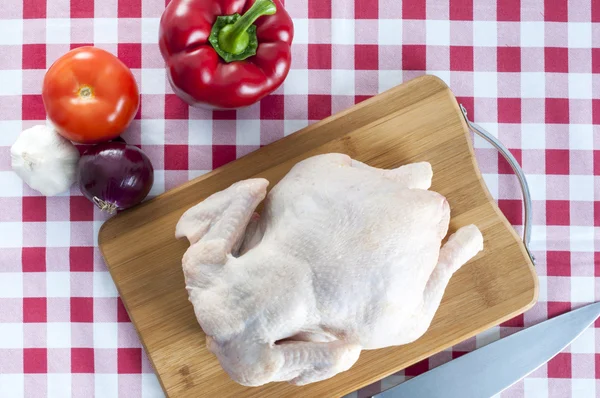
[402,45,426,71]
[548,353,571,378]
[260,95,284,120]
[595,252,600,276]
[71,0,94,18]
[498,200,522,226]
[355,0,378,19]
[546,201,570,226]
[404,358,429,376]
[497,0,521,21]
[71,298,93,323]
[403,0,426,19]
[450,46,473,71]
[23,0,46,19]
[308,95,331,120]
[213,145,236,169]
[308,44,332,69]
[117,298,131,322]
[118,43,142,69]
[72,348,95,373]
[545,48,568,73]
[355,45,378,70]
[24,348,47,373]
[546,150,569,175]
[498,148,521,174]
[547,251,571,276]
[70,197,94,222]
[308,0,331,18]
[118,348,142,373]
[22,248,45,272]
[23,298,47,323]
[165,145,189,170]
[212,110,236,120]
[593,100,600,125]
[498,98,521,123]
[595,201,600,227]
[593,49,600,73]
[118,0,141,18]
[546,99,570,124]
[22,44,46,69]
[544,0,568,22]
[500,313,524,327]
[22,95,46,121]
[450,0,473,20]
[22,197,46,222]
[70,247,93,272]
[594,2,600,22]
[165,94,189,120]
[548,301,571,317]
[497,47,521,72]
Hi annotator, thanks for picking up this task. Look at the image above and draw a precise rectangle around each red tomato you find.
[42,47,140,144]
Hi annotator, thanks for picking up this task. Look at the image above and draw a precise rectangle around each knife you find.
[373,301,600,398]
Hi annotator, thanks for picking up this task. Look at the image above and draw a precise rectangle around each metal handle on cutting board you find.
[459,104,535,265]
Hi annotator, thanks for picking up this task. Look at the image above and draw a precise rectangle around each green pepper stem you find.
[218,0,276,55]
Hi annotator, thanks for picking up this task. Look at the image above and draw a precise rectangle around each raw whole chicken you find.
[175,153,484,386]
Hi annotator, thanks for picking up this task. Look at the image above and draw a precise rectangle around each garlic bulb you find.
[11,125,80,196]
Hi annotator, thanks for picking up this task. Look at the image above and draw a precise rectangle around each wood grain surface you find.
[99,75,538,398]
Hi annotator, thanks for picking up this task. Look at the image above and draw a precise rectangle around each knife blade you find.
[373,301,600,398]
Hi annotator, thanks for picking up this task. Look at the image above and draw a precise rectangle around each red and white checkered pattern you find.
[0,0,598,397]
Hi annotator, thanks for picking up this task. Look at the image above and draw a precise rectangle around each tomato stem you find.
[78,85,94,99]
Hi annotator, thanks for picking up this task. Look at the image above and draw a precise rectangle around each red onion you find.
[78,142,154,214]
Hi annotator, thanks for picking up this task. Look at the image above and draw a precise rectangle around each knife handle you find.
[459,104,535,265]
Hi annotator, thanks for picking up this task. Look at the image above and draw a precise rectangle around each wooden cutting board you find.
[99,75,538,398]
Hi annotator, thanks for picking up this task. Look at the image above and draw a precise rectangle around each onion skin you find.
[78,142,154,214]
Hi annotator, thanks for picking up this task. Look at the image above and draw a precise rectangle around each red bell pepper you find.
[159,0,294,109]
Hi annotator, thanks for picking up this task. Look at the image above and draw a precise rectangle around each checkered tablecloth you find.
[0,0,598,397]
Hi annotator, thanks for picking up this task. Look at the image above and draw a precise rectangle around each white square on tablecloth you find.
[0,20,23,45]
[0,121,22,146]
[569,125,593,150]
[378,70,403,93]
[0,171,24,197]
[284,120,309,136]
[0,222,22,248]
[428,71,450,86]
[570,327,595,353]
[482,174,498,198]
[46,19,71,44]
[332,19,355,45]
[141,69,166,94]
[568,73,593,100]
[524,378,548,397]
[568,22,592,48]
[473,21,497,47]
[0,374,24,398]
[569,175,594,202]
[141,18,160,44]
[0,272,23,298]
[284,69,309,95]
[378,20,402,45]
[95,374,119,398]
[572,379,596,398]
[332,69,355,95]
[93,272,118,297]
[525,174,546,201]
[530,225,547,252]
[520,72,545,98]
[188,120,213,145]
[148,170,165,197]
[475,326,500,348]
[570,276,596,302]
[48,374,71,398]
[47,322,71,348]
[520,21,544,47]
[236,120,261,146]
[141,119,165,145]
[474,72,497,97]
[93,323,118,348]
[521,124,545,149]
[292,18,309,44]
[46,272,70,297]
[0,71,22,95]
[142,374,165,398]
[425,20,450,46]
[94,18,119,44]
[570,226,595,252]
[0,323,23,348]
[46,222,71,247]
